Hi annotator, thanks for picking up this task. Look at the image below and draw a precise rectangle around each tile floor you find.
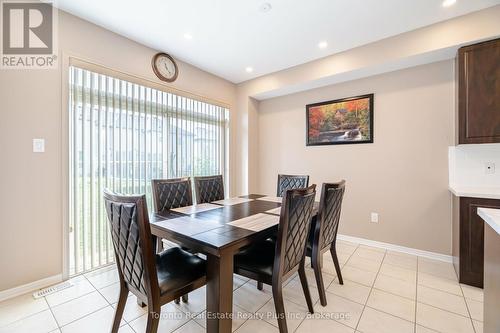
[0,240,484,333]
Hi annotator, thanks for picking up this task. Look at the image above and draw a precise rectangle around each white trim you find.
[337,234,453,263]
[0,274,63,302]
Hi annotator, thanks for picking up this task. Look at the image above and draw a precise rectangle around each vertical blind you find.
[68,65,229,275]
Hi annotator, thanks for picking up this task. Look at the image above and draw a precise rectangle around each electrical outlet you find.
[33,138,45,153]
[485,162,495,174]
[371,212,379,223]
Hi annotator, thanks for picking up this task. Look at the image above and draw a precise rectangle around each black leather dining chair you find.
[234,186,317,333]
[151,177,194,303]
[306,181,346,306]
[276,174,309,197]
[103,190,206,333]
[193,175,224,204]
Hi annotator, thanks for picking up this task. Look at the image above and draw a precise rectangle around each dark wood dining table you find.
[149,194,318,333]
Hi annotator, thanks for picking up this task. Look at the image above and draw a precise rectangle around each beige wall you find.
[256,61,455,254]
[0,10,236,292]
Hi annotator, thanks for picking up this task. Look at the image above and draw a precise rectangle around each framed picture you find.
[306,93,374,146]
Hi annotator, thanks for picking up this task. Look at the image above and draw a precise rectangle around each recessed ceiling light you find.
[245,67,253,73]
[259,2,272,13]
[183,33,193,40]
[318,41,328,49]
[442,0,456,7]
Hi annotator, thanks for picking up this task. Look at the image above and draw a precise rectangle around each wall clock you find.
[152,53,178,82]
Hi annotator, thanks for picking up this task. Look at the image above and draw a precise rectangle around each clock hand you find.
[163,63,172,76]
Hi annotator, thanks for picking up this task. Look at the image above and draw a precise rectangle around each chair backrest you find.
[151,178,193,213]
[193,175,224,204]
[274,185,316,279]
[313,181,346,250]
[103,190,158,298]
[276,174,310,197]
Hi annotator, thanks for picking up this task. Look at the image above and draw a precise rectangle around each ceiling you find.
[56,0,500,83]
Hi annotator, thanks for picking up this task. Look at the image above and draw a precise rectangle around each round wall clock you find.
[152,53,178,82]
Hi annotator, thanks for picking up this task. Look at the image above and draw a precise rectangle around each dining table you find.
[149,194,318,333]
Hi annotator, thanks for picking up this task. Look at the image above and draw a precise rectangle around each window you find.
[68,65,229,275]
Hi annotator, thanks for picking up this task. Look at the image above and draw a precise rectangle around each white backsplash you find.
[449,143,500,188]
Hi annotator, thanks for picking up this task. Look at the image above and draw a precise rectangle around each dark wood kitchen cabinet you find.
[457,38,500,144]
[452,196,500,288]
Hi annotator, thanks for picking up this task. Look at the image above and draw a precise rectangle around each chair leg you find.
[298,264,314,314]
[312,255,327,307]
[181,294,189,302]
[257,281,263,290]
[272,283,288,333]
[174,298,180,304]
[146,303,160,333]
[330,245,343,285]
[111,285,128,333]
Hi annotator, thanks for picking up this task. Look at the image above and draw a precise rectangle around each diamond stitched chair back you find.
[152,178,193,213]
[307,181,346,307]
[276,174,309,197]
[194,175,224,204]
[103,190,206,333]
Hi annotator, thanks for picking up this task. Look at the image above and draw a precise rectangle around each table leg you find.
[206,253,234,333]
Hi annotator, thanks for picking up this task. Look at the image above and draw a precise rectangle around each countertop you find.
[448,185,500,200]
[478,208,500,235]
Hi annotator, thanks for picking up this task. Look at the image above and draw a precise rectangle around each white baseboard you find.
[337,234,453,263]
[0,274,63,303]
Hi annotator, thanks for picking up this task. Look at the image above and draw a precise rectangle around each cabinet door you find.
[458,38,500,144]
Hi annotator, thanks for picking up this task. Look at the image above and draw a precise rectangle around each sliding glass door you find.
[68,65,229,275]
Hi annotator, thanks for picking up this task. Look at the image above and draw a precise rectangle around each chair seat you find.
[234,239,276,278]
[156,247,206,295]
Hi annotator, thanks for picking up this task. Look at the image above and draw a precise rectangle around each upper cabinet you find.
[457,38,500,144]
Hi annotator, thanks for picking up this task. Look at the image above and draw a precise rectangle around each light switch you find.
[371,212,379,223]
[33,139,45,153]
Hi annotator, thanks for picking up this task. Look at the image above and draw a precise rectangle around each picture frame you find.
[306,93,374,146]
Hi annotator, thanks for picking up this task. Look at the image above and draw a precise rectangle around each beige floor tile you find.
[0,309,58,333]
[383,252,417,270]
[296,316,354,333]
[111,295,147,323]
[417,285,468,316]
[417,272,462,296]
[418,258,457,281]
[292,266,336,289]
[357,307,414,333]
[173,320,205,333]
[52,291,108,326]
[60,306,125,333]
[233,282,272,312]
[473,320,483,333]
[234,318,279,333]
[341,266,377,287]
[321,258,344,276]
[315,292,364,328]
[336,240,359,254]
[194,304,250,331]
[346,256,382,273]
[416,303,474,333]
[129,303,190,333]
[327,279,371,305]
[282,278,320,306]
[173,286,206,314]
[460,284,483,302]
[465,298,483,322]
[0,293,49,327]
[45,276,95,307]
[352,248,385,262]
[234,276,249,290]
[256,298,308,332]
[379,263,416,283]
[416,325,440,332]
[85,267,119,289]
[366,289,415,322]
[358,245,386,253]
[99,282,121,304]
[374,274,416,300]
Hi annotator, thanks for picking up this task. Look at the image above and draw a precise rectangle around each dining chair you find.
[234,185,317,333]
[103,190,206,333]
[151,177,194,303]
[276,174,310,197]
[306,181,346,306]
[193,175,224,204]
